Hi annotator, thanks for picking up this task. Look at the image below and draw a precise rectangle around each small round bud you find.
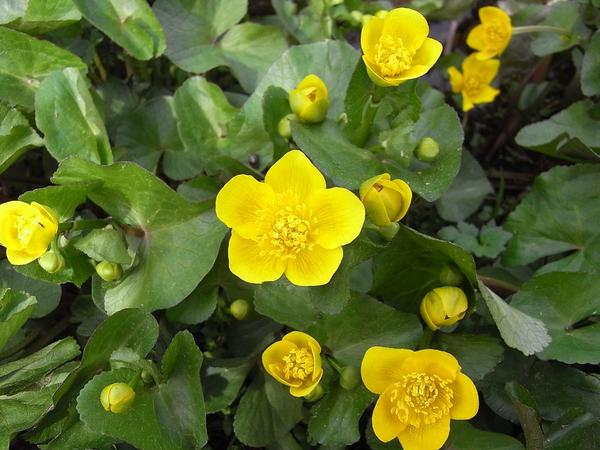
[339,366,361,390]
[420,286,468,331]
[289,74,329,123]
[303,384,325,402]
[230,299,251,320]
[439,264,464,286]
[96,261,122,282]
[141,369,153,384]
[100,382,135,413]
[350,10,363,24]
[361,14,374,26]
[375,10,388,19]
[360,173,412,227]
[415,137,440,162]
[38,251,65,274]
[277,113,296,139]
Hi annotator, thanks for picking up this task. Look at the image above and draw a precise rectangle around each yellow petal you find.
[361,346,414,394]
[447,67,463,93]
[362,188,392,226]
[264,150,326,202]
[479,59,500,84]
[6,248,41,265]
[31,202,58,227]
[419,298,439,331]
[284,244,343,286]
[283,331,321,353]
[466,24,486,52]
[397,415,451,450]
[470,86,500,105]
[361,16,384,61]
[462,94,475,112]
[364,58,399,87]
[308,340,322,382]
[387,179,412,222]
[479,6,511,26]
[215,175,275,239]
[309,187,365,249]
[359,173,390,199]
[400,349,460,381]
[290,368,323,397]
[297,74,328,98]
[372,392,406,442]
[228,231,286,284]
[382,8,429,51]
[262,340,300,387]
[0,201,29,248]
[390,37,443,81]
[450,372,479,420]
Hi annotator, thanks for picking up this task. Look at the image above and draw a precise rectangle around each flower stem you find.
[417,327,435,350]
[326,355,344,374]
[512,25,572,36]
[59,218,113,233]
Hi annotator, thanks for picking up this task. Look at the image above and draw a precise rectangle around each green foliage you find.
[0,288,36,351]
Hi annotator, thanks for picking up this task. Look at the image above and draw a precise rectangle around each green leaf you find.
[166,284,218,325]
[0,337,80,393]
[0,288,36,351]
[262,85,291,160]
[372,224,477,314]
[271,0,332,44]
[383,104,463,202]
[307,293,422,367]
[72,0,165,60]
[291,120,383,190]
[0,260,61,318]
[308,385,374,446]
[0,26,86,108]
[19,181,98,222]
[530,2,588,57]
[435,333,504,381]
[545,411,600,450]
[233,374,304,447]
[478,280,551,356]
[35,68,113,164]
[510,272,600,364]
[515,101,600,162]
[177,176,220,203]
[4,0,82,34]
[0,107,42,174]
[444,421,525,450]
[73,228,131,265]
[503,164,600,274]
[439,222,512,259]
[52,158,227,314]
[506,382,544,450]
[436,150,493,222]
[202,357,254,413]
[582,32,600,97]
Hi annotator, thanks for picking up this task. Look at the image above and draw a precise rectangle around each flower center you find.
[484,22,509,47]
[388,372,454,427]
[282,347,314,381]
[15,215,43,247]
[463,75,485,97]
[375,35,415,78]
[302,87,318,102]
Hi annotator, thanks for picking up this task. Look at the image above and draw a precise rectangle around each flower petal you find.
[309,187,365,249]
[283,331,321,353]
[479,6,511,26]
[447,67,463,93]
[228,231,286,284]
[400,349,460,382]
[451,372,479,420]
[297,74,328,97]
[361,16,384,62]
[471,86,500,105]
[215,175,275,239]
[364,58,398,87]
[264,150,326,201]
[381,38,442,83]
[382,8,429,51]
[466,24,486,52]
[6,248,40,265]
[262,340,300,388]
[284,245,343,286]
[290,369,323,397]
[462,94,475,112]
[0,201,30,248]
[397,415,451,450]
[372,392,406,442]
[361,346,414,394]
[308,340,322,382]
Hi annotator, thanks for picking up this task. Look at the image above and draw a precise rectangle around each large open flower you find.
[361,347,479,450]
[215,150,365,286]
[0,201,58,265]
[361,8,443,87]
[467,6,512,60]
[448,54,500,112]
[262,331,323,397]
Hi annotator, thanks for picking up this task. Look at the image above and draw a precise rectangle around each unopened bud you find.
[439,264,464,286]
[375,10,388,19]
[339,366,361,390]
[361,14,374,26]
[100,382,135,413]
[303,384,325,402]
[360,173,412,227]
[415,137,440,162]
[96,261,122,282]
[38,251,65,274]
[420,286,468,331]
[289,74,329,123]
[350,10,363,25]
[277,113,296,139]
[230,299,251,320]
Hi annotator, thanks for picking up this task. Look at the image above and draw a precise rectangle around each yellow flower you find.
[0,201,58,265]
[447,54,500,112]
[100,382,135,413]
[359,173,412,227]
[361,347,479,450]
[420,286,468,331]
[360,8,443,87]
[289,74,329,123]
[262,331,323,397]
[215,150,365,286]
[467,6,512,60]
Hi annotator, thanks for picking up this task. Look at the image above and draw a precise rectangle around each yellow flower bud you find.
[339,366,361,390]
[96,261,122,282]
[230,299,251,320]
[38,251,65,274]
[100,382,135,413]
[414,137,440,162]
[420,286,468,331]
[359,173,412,227]
[289,74,329,123]
[277,113,296,139]
[0,201,59,265]
[303,383,325,402]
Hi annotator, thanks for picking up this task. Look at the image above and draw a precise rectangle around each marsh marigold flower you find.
[448,54,500,112]
[362,347,478,450]
[289,74,329,123]
[467,6,512,60]
[420,286,468,331]
[360,173,412,227]
[262,331,323,397]
[100,382,135,413]
[361,8,443,86]
[0,201,58,265]
[215,150,365,286]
